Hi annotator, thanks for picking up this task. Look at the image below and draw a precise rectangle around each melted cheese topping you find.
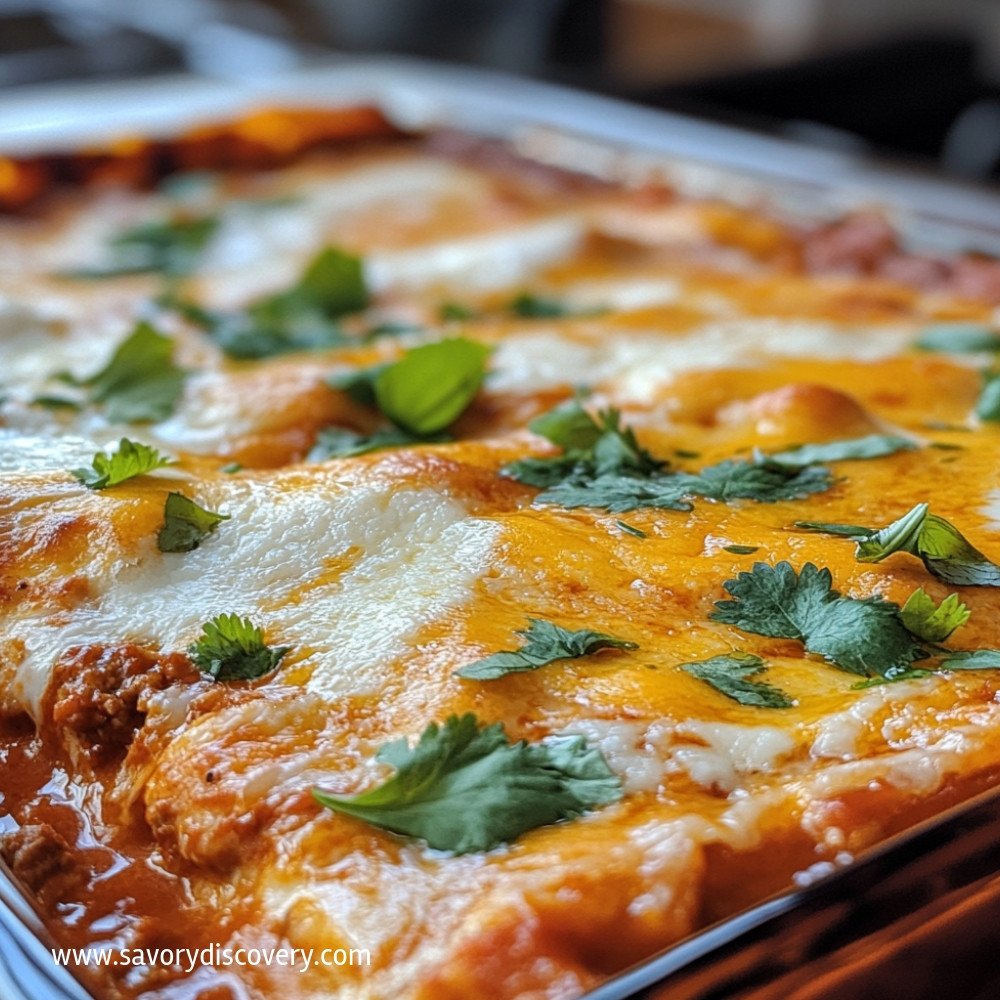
[1,135,1000,1000]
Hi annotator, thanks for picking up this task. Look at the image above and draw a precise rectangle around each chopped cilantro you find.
[711,561,925,677]
[170,247,366,359]
[312,713,622,853]
[724,544,759,555]
[308,426,438,460]
[503,402,831,512]
[67,322,185,423]
[899,588,970,642]
[188,614,289,681]
[803,503,1000,587]
[375,338,490,435]
[456,619,637,680]
[157,492,229,553]
[439,302,478,322]
[509,293,575,318]
[940,649,1000,670]
[72,438,172,490]
[63,214,219,279]
[679,652,793,707]
[534,460,831,513]
[31,395,82,410]
[615,520,647,538]
[768,434,916,467]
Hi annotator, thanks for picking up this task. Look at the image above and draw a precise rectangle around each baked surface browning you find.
[1,111,1000,1000]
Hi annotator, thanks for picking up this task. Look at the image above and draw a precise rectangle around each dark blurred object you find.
[635,34,1000,180]
[0,7,180,85]
[292,0,606,78]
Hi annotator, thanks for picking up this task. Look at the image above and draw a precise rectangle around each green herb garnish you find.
[64,322,185,422]
[711,561,925,677]
[679,652,793,707]
[188,614,289,681]
[503,401,831,512]
[899,588,970,642]
[798,503,1000,587]
[375,338,489,435]
[171,247,366,359]
[615,520,647,538]
[312,713,622,854]
[72,438,172,490]
[456,619,637,680]
[157,492,229,553]
[768,434,916,467]
[308,426,437,460]
[64,215,219,279]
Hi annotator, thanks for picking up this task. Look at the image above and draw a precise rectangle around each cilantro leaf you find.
[172,247,366,359]
[439,302,478,322]
[308,426,439,460]
[711,561,925,677]
[509,293,576,318]
[505,402,831,511]
[64,215,219,279]
[505,401,664,485]
[615,520,647,538]
[534,461,830,513]
[976,371,1000,422]
[534,473,693,512]
[792,520,872,538]
[30,395,82,410]
[796,503,1000,587]
[852,668,936,689]
[671,460,833,503]
[899,588,970,642]
[72,438,173,490]
[312,713,622,854]
[72,322,185,422]
[679,652,794,707]
[157,492,229,553]
[939,649,1000,670]
[456,619,637,680]
[768,434,916,467]
[187,614,289,681]
[528,398,609,453]
[858,504,1000,586]
[374,338,490,435]
[915,322,1000,353]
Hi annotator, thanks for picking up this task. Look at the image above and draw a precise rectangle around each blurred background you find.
[1,0,999,182]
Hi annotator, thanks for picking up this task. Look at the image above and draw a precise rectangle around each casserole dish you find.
[1,56,1000,1000]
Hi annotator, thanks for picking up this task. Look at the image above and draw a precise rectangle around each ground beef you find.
[48,644,200,759]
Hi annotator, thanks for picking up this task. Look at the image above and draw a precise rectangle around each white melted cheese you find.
[366,216,585,293]
[980,490,1000,531]
[0,295,102,398]
[490,319,916,400]
[0,429,105,474]
[200,161,490,282]
[559,718,795,795]
[672,721,795,794]
[11,479,499,715]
